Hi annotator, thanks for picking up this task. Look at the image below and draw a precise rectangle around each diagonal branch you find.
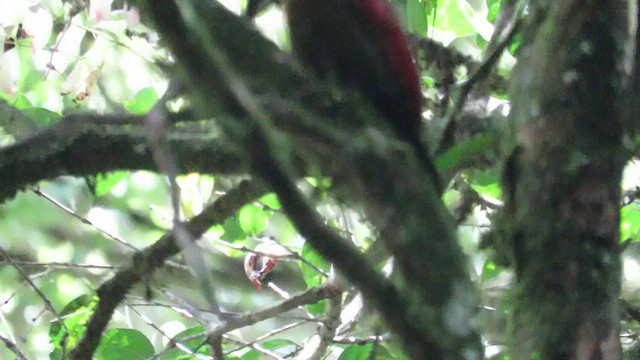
[70,180,267,360]
[206,283,337,341]
[144,0,481,358]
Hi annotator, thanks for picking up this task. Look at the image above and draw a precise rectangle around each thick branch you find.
[0,112,245,203]
[143,1,481,358]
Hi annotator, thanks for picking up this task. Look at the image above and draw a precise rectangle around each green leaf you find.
[481,259,504,282]
[406,0,428,36]
[467,169,502,199]
[237,349,261,360]
[487,0,501,22]
[21,107,62,125]
[124,87,159,114]
[22,68,44,93]
[221,215,247,242]
[508,32,522,55]
[238,203,271,234]
[339,344,374,360]
[16,38,39,92]
[94,20,129,43]
[172,326,206,347]
[428,0,493,42]
[489,353,511,360]
[305,176,332,190]
[161,354,201,360]
[339,344,395,359]
[621,203,640,242]
[435,133,496,170]
[94,171,128,197]
[79,31,96,56]
[259,193,281,209]
[49,294,98,360]
[95,329,155,360]
[261,338,298,349]
[307,298,327,316]
[383,341,411,360]
[94,329,154,360]
[12,93,32,109]
[300,243,329,289]
[159,326,211,360]
[422,75,436,88]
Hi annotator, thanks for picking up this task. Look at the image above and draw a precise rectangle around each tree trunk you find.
[504,1,633,358]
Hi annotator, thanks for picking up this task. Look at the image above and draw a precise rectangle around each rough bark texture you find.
[505,1,632,358]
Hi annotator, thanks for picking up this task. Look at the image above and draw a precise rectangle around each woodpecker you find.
[244,252,277,291]
[243,240,289,290]
[285,0,442,194]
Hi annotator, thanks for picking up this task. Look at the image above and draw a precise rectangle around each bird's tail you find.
[411,140,443,196]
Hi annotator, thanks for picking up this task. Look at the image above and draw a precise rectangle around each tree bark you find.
[504,1,634,358]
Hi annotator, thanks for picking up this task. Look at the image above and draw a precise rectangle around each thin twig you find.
[70,180,266,359]
[222,335,285,360]
[126,305,210,359]
[212,238,329,278]
[32,187,137,251]
[0,333,27,360]
[0,246,70,356]
[333,334,389,345]
[145,83,223,315]
[31,188,188,271]
[267,282,317,319]
[6,261,120,270]
[205,284,336,342]
[435,16,523,156]
[225,320,306,356]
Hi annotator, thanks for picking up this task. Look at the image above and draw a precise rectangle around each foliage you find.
[0,0,637,359]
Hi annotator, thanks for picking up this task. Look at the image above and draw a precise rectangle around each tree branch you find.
[0,112,245,203]
[206,283,337,341]
[70,180,267,360]
[143,0,481,358]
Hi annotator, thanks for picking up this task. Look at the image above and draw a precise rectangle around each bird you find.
[244,251,277,291]
[244,240,289,290]
[284,0,443,194]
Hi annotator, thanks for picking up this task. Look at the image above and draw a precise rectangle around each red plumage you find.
[285,0,442,193]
